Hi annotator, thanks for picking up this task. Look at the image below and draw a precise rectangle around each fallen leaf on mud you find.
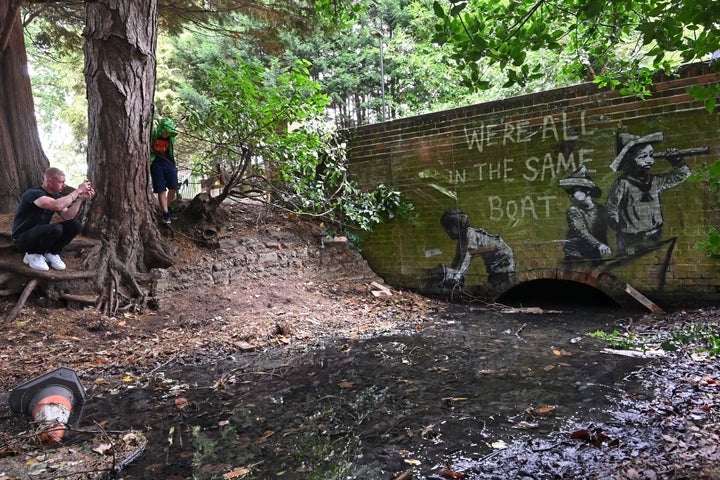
[257,430,275,443]
[339,381,355,389]
[536,406,555,414]
[223,466,250,479]
[419,424,440,439]
[92,443,113,455]
[234,341,256,351]
[390,470,413,480]
[479,369,496,375]
[571,429,591,441]
[624,468,641,479]
[404,458,421,465]
[438,467,467,478]
[543,365,555,371]
[570,428,616,447]
[122,375,133,382]
[490,440,508,449]
[175,397,189,409]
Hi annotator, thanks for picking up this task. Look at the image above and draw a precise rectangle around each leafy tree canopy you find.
[432,0,720,100]
[178,41,413,233]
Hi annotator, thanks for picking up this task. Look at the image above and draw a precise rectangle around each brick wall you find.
[345,63,720,306]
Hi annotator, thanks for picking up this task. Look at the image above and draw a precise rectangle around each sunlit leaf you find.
[223,466,251,479]
[428,183,457,200]
[91,442,113,455]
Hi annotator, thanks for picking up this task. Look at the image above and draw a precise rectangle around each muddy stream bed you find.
[5,306,720,480]
[71,305,673,480]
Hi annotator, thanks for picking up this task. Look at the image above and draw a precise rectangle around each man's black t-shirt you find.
[12,186,59,239]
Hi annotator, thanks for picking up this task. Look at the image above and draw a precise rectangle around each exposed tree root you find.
[88,235,174,316]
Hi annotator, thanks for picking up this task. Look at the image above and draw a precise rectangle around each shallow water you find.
[83,306,650,479]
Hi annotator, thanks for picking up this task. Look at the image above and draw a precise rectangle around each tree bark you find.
[0,1,49,213]
[83,0,173,314]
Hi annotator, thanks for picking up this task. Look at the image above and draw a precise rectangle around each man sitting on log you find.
[11,168,95,271]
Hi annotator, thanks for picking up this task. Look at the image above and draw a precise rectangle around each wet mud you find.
[79,305,661,479]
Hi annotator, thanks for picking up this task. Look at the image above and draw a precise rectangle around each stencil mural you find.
[606,132,692,256]
[559,165,611,263]
[428,208,515,290]
[428,131,710,294]
[346,68,720,303]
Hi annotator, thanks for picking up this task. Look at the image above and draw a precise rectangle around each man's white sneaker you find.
[43,253,67,271]
[23,253,49,271]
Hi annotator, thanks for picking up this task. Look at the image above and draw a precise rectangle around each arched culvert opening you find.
[497,279,621,310]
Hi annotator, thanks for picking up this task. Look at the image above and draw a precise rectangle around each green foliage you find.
[666,322,720,357]
[24,18,87,182]
[282,387,382,479]
[432,0,720,97]
[588,330,640,350]
[181,54,326,181]
[181,54,412,233]
[696,228,720,260]
[688,84,720,114]
[588,322,720,357]
[273,119,414,233]
[283,0,506,127]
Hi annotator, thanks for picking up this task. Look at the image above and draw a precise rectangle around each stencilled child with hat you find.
[605,132,690,256]
[559,165,612,263]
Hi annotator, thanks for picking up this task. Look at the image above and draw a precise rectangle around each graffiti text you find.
[464,111,595,153]
[488,195,558,221]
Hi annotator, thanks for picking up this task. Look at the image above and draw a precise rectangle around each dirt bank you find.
[0,202,444,393]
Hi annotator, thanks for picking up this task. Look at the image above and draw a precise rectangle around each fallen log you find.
[60,293,99,304]
[7,279,38,323]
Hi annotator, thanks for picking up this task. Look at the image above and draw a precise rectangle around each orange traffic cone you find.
[8,367,86,444]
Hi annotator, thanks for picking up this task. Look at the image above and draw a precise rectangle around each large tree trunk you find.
[0,1,49,213]
[83,0,173,314]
